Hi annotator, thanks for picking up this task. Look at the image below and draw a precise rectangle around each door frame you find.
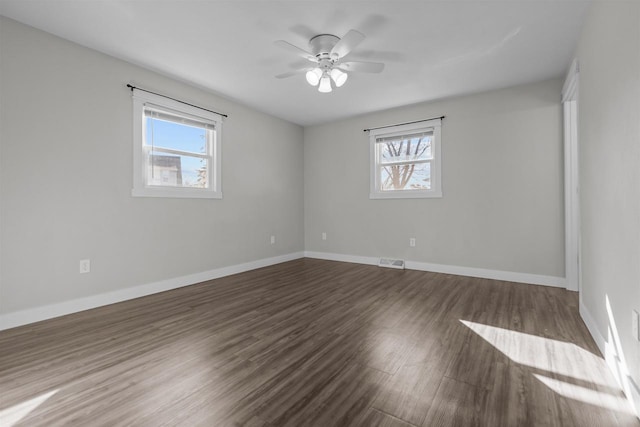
[562,59,580,292]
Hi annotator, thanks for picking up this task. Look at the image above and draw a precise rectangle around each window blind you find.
[375,130,433,144]
[144,104,216,130]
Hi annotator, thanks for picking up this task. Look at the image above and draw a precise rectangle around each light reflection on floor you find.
[0,389,58,427]
[535,373,635,415]
[461,319,636,416]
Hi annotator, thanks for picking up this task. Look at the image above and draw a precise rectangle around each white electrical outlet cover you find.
[632,310,639,341]
[79,259,91,274]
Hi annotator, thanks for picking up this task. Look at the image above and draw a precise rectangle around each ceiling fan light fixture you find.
[305,68,322,86]
[318,74,332,93]
[330,68,348,87]
[275,29,384,94]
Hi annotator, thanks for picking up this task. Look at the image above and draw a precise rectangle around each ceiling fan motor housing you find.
[309,34,340,60]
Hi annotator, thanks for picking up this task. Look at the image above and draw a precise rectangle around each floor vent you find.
[378,258,405,269]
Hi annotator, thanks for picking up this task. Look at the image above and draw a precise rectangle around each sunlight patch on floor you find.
[0,389,58,427]
[460,319,638,417]
[459,319,611,386]
[534,374,635,415]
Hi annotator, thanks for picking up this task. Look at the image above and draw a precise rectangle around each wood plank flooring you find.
[1,258,638,426]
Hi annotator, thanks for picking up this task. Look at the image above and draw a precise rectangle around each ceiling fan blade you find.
[331,29,365,58]
[338,61,385,73]
[274,40,316,61]
[275,68,310,79]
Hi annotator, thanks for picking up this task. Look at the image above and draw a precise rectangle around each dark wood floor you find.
[1,259,638,426]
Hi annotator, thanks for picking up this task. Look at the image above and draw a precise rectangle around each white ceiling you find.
[0,1,590,126]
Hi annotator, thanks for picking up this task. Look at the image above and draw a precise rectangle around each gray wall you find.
[0,17,304,314]
[1,16,568,320]
[305,79,565,278]
[577,1,640,413]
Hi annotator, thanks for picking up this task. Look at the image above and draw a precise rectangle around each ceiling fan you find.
[274,29,385,93]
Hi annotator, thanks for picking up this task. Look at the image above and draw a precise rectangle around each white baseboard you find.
[580,299,640,418]
[304,251,379,266]
[407,260,566,288]
[0,252,564,331]
[579,298,606,354]
[0,251,304,331]
[304,251,566,288]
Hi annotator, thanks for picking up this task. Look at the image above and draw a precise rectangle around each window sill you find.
[370,191,442,199]
[132,187,222,199]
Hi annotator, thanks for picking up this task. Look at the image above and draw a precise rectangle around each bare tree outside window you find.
[369,120,442,199]
[378,134,432,191]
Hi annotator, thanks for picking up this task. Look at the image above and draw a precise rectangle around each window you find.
[132,90,222,198]
[369,119,442,199]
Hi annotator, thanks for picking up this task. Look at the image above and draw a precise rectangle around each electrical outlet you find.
[632,310,639,341]
[270,235,275,245]
[409,238,416,247]
[79,259,91,274]
[322,232,327,241]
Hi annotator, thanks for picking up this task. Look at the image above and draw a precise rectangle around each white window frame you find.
[369,119,442,199]
[131,90,222,199]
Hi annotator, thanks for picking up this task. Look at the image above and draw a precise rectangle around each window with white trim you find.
[131,90,222,198]
[369,119,442,199]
